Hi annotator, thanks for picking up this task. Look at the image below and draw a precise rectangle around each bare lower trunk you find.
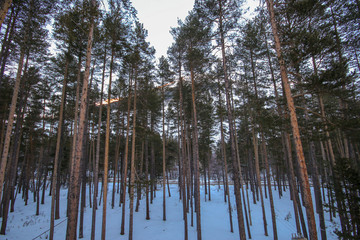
[162,85,166,221]
[50,57,69,240]
[190,65,201,240]
[252,128,268,236]
[91,43,107,240]
[179,67,188,240]
[120,74,133,235]
[261,133,277,240]
[218,83,233,233]
[128,73,137,240]
[0,49,25,206]
[101,43,115,240]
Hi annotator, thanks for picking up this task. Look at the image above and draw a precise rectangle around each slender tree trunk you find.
[252,128,268,236]
[135,140,144,212]
[0,90,26,234]
[265,1,318,239]
[101,43,115,240]
[178,63,188,240]
[112,117,121,209]
[66,55,82,221]
[150,132,155,203]
[49,57,69,240]
[261,133,277,240]
[207,165,211,201]
[66,2,96,238]
[120,73,133,235]
[162,82,166,221]
[0,49,25,207]
[218,83,233,233]
[283,132,302,235]
[145,134,150,220]
[128,71,138,240]
[91,42,107,240]
[218,1,246,238]
[190,64,202,240]
[230,90,252,238]
[36,102,46,216]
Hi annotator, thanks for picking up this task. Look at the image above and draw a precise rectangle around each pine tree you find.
[158,56,173,221]
[265,1,318,239]
[66,1,98,239]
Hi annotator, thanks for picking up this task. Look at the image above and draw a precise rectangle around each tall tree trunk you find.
[261,133,277,240]
[150,119,156,203]
[135,140,144,212]
[265,1,318,239]
[162,80,166,221]
[68,54,83,204]
[79,63,94,238]
[217,1,246,238]
[101,42,115,240]
[190,64,201,240]
[66,1,96,238]
[0,0,33,211]
[252,128,268,236]
[318,93,349,234]
[49,56,69,240]
[0,87,27,234]
[230,88,252,238]
[178,62,188,240]
[128,71,137,240]
[249,40,268,236]
[91,42,107,240]
[120,73,133,235]
[218,83,233,233]
[0,48,25,207]
[145,133,150,220]
[112,112,121,209]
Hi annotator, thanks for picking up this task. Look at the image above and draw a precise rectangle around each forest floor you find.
[3,183,340,240]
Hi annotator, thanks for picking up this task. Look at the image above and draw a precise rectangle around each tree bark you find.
[265,1,318,239]
[66,1,96,238]
[218,1,246,239]
[91,41,107,240]
[0,0,12,30]
[162,78,167,221]
[178,61,188,240]
[120,73,133,235]
[0,49,25,208]
[252,128,268,236]
[49,56,69,240]
[190,63,202,240]
[218,83,233,233]
[128,70,137,240]
[261,133,277,240]
[101,41,115,240]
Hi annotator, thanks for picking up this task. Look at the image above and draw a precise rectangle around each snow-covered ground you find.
[3,184,340,239]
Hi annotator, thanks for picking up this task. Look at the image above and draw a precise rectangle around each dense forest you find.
[0,0,359,239]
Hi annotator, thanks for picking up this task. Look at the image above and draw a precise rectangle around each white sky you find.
[131,0,259,60]
[131,0,195,59]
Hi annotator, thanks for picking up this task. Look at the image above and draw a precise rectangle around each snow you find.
[3,183,340,240]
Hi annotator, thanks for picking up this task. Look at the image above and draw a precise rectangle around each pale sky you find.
[131,0,259,60]
[131,0,195,59]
